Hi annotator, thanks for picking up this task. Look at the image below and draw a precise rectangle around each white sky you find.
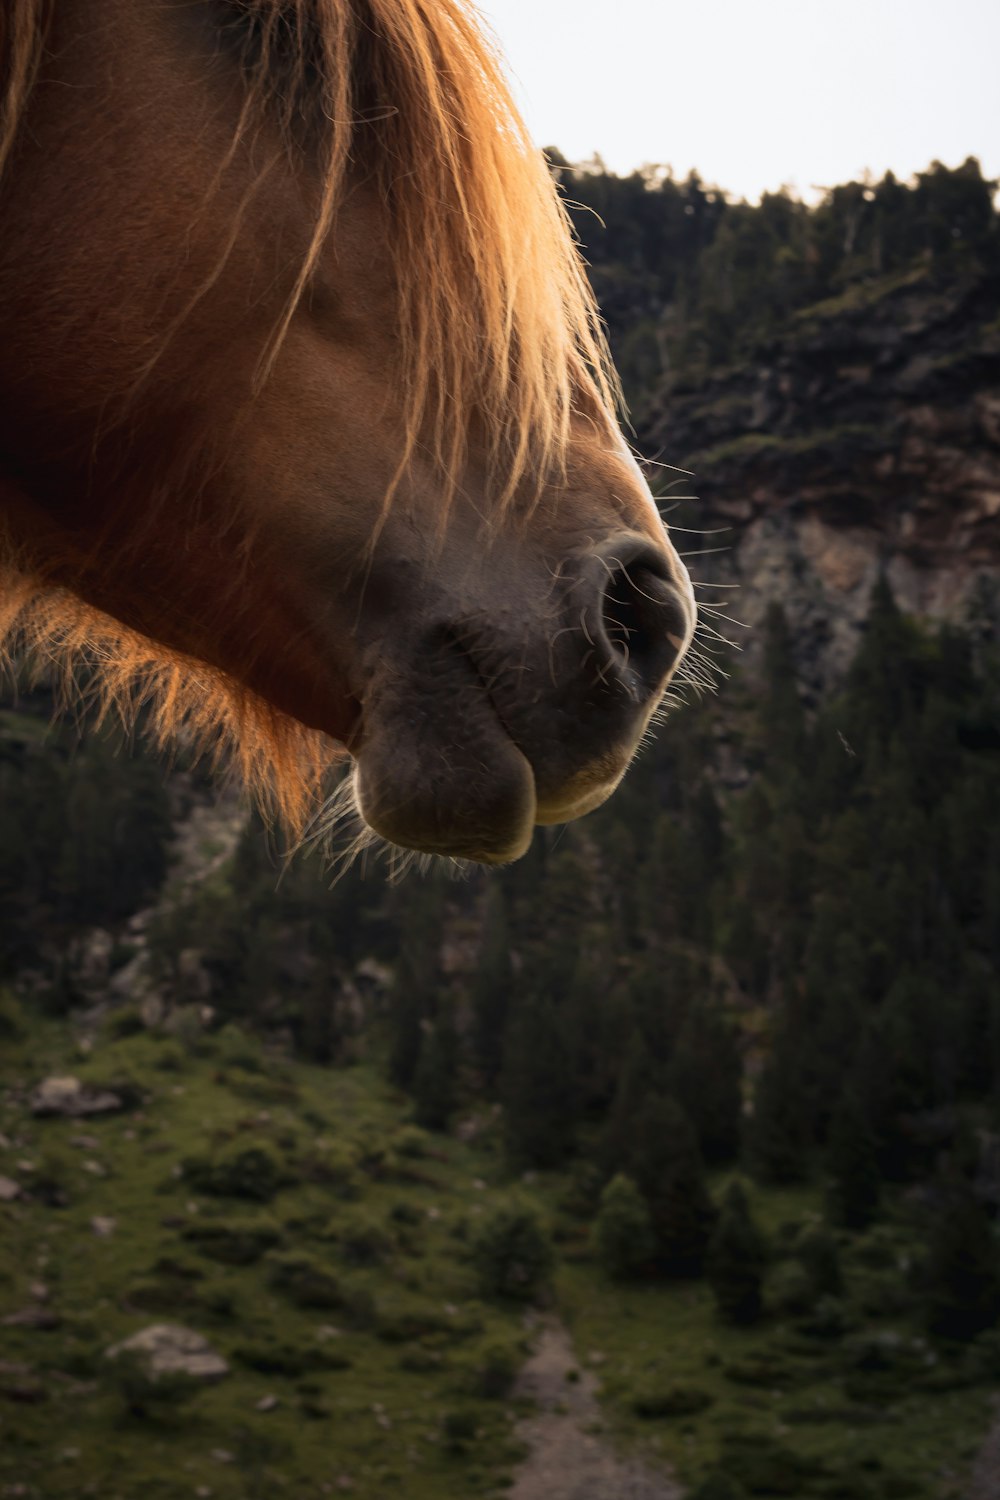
[479,0,1000,202]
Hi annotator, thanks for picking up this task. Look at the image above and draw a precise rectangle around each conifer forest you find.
[1,158,999,1499]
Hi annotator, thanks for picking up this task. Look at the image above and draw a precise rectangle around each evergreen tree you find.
[471,885,514,1085]
[500,996,577,1169]
[827,1089,881,1229]
[412,1016,458,1132]
[594,1174,656,1280]
[626,1093,716,1275]
[793,1222,843,1300]
[707,1181,767,1324]
[921,1179,1000,1341]
[601,1027,660,1176]
[667,1003,743,1164]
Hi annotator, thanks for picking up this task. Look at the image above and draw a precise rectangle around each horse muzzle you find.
[349,533,695,863]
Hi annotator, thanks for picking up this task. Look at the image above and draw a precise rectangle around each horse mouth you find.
[350,631,539,864]
[349,628,645,865]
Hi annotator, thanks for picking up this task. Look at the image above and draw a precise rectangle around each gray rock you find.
[28,1077,122,1118]
[105,1324,228,1383]
[0,1175,21,1202]
[90,1216,117,1239]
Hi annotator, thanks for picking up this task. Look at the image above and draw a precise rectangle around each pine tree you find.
[412,1015,458,1132]
[471,885,514,1086]
[827,1089,881,1229]
[601,1027,659,1176]
[626,1093,717,1276]
[667,1003,743,1164]
[500,996,577,1169]
[921,1178,1000,1341]
[707,1181,767,1324]
[594,1174,656,1280]
[793,1222,843,1300]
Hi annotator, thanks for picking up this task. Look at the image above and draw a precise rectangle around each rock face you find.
[105,1324,229,1383]
[28,1077,122,1118]
[644,260,1000,691]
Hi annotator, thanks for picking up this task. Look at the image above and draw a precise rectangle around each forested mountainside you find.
[555,155,1000,686]
[2,160,1000,1500]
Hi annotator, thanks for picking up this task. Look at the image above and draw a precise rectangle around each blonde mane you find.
[0,0,620,834]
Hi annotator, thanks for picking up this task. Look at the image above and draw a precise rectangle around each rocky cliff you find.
[642,258,1000,692]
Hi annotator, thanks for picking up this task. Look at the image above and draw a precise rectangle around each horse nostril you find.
[595,546,691,691]
[602,566,656,666]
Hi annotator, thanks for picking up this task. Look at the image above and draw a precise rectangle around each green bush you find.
[389,1200,423,1227]
[442,1407,478,1451]
[266,1251,343,1309]
[793,1222,843,1298]
[767,1259,815,1316]
[234,1342,352,1376]
[105,1349,202,1419]
[376,1295,481,1344]
[391,1126,432,1159]
[330,1212,393,1267]
[215,1023,267,1074]
[631,1382,714,1418]
[794,1294,855,1340]
[183,1140,285,1201]
[0,988,25,1040]
[300,1140,364,1199]
[471,1202,554,1302]
[106,1005,145,1040]
[464,1338,522,1398]
[690,1476,748,1500]
[180,1216,282,1265]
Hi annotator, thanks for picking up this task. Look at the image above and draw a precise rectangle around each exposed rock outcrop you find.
[645,260,1000,690]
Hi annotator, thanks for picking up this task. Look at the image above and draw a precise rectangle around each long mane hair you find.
[0,0,619,833]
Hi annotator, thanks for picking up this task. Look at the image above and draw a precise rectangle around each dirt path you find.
[968,1398,1000,1500]
[509,1319,683,1500]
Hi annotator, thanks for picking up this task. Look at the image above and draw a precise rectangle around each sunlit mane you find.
[239,0,620,512]
[0,0,623,839]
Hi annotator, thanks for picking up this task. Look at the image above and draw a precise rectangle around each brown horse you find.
[0,0,695,865]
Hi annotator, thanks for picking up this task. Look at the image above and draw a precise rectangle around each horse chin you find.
[352,708,537,865]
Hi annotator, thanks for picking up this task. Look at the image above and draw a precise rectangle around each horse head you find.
[0,0,695,864]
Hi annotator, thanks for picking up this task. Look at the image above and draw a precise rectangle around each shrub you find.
[594,1174,655,1280]
[234,1342,352,1376]
[300,1140,364,1199]
[215,1023,267,1074]
[180,1216,282,1265]
[631,1383,714,1418]
[767,1260,815,1317]
[391,1126,432,1159]
[471,1202,554,1303]
[389,1200,423,1227]
[105,1350,202,1419]
[795,1294,855,1340]
[376,1295,481,1344]
[331,1212,393,1267]
[106,1005,145,1040]
[465,1338,522,1398]
[0,988,25,1040]
[442,1408,478,1452]
[690,1476,749,1500]
[183,1140,285,1202]
[793,1222,843,1298]
[266,1251,342,1309]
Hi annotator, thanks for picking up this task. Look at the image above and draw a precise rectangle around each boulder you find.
[0,1175,21,1202]
[28,1077,122,1118]
[105,1324,228,1383]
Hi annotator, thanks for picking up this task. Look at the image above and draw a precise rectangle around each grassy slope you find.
[0,1009,994,1500]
